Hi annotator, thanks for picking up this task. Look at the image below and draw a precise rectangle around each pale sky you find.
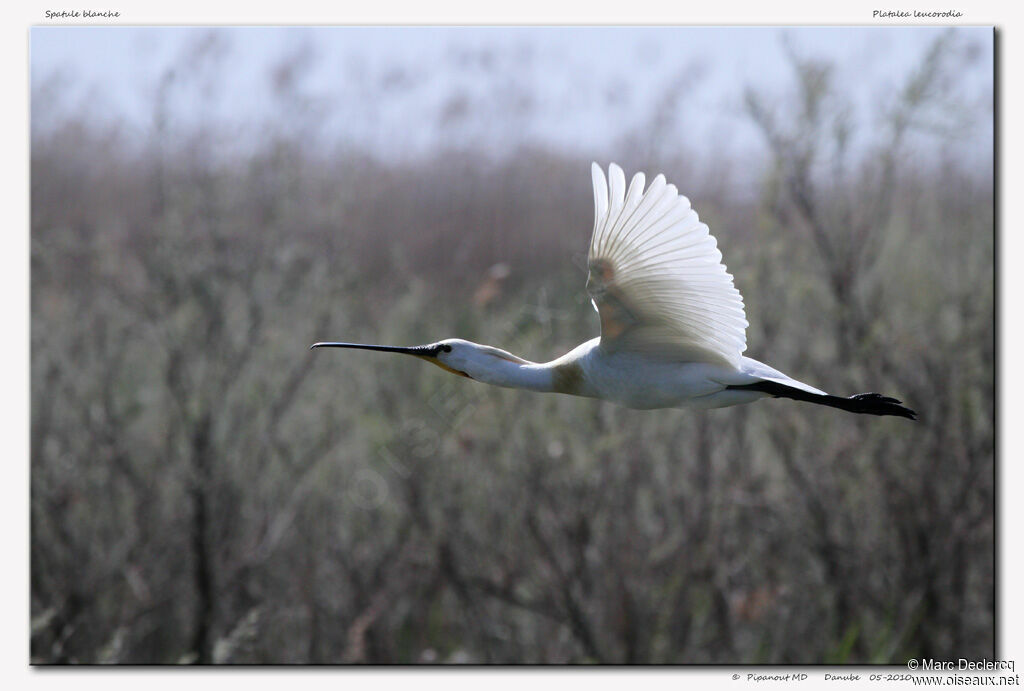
[30,26,993,168]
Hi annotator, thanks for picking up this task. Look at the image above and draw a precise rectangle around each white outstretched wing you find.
[586,162,748,368]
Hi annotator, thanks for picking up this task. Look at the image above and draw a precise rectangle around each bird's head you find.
[309,338,528,381]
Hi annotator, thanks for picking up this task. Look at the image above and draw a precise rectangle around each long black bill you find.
[310,341,471,379]
[309,342,442,357]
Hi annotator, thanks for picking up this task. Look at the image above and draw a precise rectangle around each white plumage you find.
[312,163,916,420]
[586,163,747,368]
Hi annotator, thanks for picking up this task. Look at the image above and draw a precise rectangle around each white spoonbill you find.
[312,163,916,420]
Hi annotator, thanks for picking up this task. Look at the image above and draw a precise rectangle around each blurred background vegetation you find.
[30,27,993,663]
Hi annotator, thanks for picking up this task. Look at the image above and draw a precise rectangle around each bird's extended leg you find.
[727,381,917,420]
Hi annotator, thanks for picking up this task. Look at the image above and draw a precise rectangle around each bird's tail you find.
[727,380,917,420]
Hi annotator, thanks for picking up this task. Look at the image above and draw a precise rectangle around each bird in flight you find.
[312,163,916,420]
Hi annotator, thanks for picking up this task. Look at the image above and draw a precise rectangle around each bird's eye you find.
[440,344,452,353]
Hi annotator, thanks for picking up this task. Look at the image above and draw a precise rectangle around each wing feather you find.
[586,162,748,367]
